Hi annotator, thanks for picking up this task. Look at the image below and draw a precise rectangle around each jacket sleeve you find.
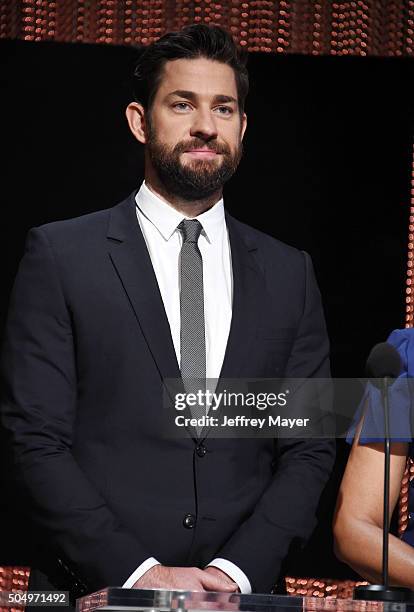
[0,227,150,591]
[215,251,336,593]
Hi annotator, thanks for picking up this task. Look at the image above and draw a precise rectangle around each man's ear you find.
[125,102,147,144]
[241,112,247,141]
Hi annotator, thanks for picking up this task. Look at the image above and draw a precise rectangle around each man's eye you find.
[215,106,233,115]
[173,102,192,111]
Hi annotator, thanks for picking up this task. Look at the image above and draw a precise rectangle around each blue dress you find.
[348,329,414,443]
[348,328,414,545]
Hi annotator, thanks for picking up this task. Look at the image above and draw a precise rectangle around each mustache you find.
[173,139,231,155]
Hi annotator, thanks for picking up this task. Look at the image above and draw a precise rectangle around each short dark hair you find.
[132,24,249,116]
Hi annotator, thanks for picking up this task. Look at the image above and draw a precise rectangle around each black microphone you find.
[366,342,402,380]
[354,342,412,603]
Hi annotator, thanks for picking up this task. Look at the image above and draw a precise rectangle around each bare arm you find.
[333,419,414,586]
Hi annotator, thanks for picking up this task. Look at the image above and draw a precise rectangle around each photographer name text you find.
[175,415,310,429]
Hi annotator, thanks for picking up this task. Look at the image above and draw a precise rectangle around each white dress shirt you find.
[121,181,251,593]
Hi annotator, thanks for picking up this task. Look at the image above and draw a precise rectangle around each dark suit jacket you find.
[0,190,335,596]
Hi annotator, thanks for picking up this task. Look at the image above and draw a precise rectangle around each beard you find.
[146,122,243,201]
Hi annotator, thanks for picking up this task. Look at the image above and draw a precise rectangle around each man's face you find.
[144,57,247,200]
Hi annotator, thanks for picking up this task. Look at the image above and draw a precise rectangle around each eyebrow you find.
[167,90,238,105]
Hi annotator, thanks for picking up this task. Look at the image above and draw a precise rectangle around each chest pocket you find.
[254,328,295,376]
[256,327,295,342]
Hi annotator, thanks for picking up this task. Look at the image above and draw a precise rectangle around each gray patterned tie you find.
[178,219,206,430]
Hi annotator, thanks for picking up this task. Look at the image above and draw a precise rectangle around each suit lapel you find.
[199,213,265,441]
[219,212,263,380]
[107,193,197,439]
[107,192,181,383]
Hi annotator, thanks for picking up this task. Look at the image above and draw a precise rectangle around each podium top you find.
[76,588,413,612]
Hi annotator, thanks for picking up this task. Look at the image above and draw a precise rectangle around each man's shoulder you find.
[226,212,305,263]
[32,191,135,242]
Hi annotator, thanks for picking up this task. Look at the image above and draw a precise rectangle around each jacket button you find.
[196,444,207,457]
[183,513,196,529]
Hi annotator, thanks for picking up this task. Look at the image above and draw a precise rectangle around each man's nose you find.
[190,109,218,140]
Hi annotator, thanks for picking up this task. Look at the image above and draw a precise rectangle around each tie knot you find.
[178,219,203,243]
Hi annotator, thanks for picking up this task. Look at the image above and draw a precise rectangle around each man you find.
[1,24,334,603]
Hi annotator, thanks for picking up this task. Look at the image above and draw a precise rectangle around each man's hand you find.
[204,567,240,592]
[133,565,238,592]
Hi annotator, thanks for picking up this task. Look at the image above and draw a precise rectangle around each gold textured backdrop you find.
[1,0,414,601]
[2,0,414,56]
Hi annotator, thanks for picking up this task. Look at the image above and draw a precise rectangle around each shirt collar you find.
[135,180,225,244]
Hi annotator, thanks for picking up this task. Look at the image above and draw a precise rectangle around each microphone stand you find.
[354,376,413,602]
